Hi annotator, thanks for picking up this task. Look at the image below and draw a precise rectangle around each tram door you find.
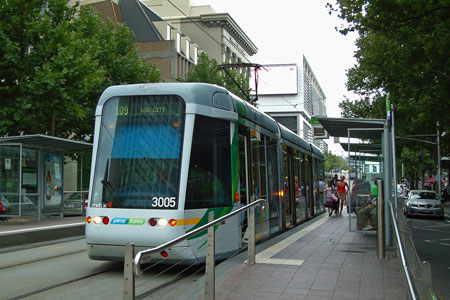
[282,145,296,228]
[238,129,264,242]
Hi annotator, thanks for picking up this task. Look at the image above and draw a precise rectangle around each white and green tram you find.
[86,83,325,262]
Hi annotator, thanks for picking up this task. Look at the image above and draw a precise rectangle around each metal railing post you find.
[123,243,135,300]
[377,179,385,259]
[247,196,256,265]
[204,211,215,300]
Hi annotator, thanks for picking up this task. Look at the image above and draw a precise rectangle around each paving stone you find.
[206,214,408,300]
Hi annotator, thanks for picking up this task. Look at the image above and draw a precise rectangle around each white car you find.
[404,190,443,219]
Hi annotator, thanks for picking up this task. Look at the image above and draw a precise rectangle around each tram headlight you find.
[149,218,171,227]
[93,216,102,225]
[158,218,167,227]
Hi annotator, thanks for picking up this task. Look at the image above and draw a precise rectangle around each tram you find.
[85,83,325,262]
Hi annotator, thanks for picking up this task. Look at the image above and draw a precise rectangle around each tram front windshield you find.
[91,95,185,209]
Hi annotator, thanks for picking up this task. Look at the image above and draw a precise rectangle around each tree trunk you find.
[420,149,424,189]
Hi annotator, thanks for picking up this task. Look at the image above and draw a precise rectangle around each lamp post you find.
[437,121,441,197]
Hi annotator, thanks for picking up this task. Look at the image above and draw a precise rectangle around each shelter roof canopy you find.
[317,117,385,139]
[0,134,92,151]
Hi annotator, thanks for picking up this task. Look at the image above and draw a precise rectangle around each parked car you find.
[404,190,443,219]
[0,196,7,220]
[63,191,88,216]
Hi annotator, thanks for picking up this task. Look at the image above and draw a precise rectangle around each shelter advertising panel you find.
[44,153,63,207]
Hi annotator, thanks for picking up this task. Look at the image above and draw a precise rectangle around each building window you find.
[194,46,198,64]
[185,39,190,59]
[166,24,171,41]
[273,116,298,133]
[176,32,181,53]
[303,122,311,141]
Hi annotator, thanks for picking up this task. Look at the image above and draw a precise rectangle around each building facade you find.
[255,56,328,152]
[142,0,258,76]
[80,0,199,82]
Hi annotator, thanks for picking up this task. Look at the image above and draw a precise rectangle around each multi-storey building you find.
[80,0,200,81]
[142,0,258,76]
[255,56,328,152]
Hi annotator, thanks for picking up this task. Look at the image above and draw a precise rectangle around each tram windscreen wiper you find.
[102,158,110,185]
[101,158,114,204]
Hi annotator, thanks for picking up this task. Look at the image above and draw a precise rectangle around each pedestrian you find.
[336,175,349,215]
[442,186,449,202]
[331,174,339,214]
[332,174,339,189]
[325,180,336,216]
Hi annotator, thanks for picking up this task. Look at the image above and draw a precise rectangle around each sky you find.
[191,0,359,155]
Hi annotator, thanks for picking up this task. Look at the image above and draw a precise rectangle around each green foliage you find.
[398,147,434,189]
[183,52,251,102]
[324,151,348,173]
[0,0,160,140]
[328,0,450,178]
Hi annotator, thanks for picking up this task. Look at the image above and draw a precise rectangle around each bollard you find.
[377,179,385,259]
[247,196,256,265]
[204,211,215,300]
[123,243,135,300]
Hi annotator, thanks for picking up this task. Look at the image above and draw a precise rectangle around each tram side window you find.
[185,115,231,209]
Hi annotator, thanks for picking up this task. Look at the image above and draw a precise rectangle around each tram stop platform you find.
[0,212,409,299]
[0,215,85,250]
[173,212,408,300]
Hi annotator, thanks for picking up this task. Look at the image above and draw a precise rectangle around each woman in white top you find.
[325,180,336,217]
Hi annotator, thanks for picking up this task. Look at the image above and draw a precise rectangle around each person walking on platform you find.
[325,180,337,216]
[336,175,349,215]
[331,174,339,214]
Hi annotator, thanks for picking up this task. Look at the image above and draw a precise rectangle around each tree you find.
[324,151,348,173]
[328,1,450,157]
[0,1,160,141]
[183,52,251,102]
[328,0,450,181]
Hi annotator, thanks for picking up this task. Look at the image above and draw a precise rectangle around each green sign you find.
[311,117,320,125]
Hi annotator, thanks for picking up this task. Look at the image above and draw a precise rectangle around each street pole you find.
[437,121,441,196]
[391,104,398,213]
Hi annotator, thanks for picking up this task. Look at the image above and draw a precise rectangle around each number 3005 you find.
[151,197,176,208]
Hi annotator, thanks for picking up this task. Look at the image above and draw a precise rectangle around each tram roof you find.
[0,134,92,151]
[97,83,322,156]
[97,83,235,112]
[98,83,280,134]
[279,124,311,152]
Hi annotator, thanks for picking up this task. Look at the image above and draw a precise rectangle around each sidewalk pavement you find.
[444,201,450,220]
[0,213,409,300]
[210,213,408,300]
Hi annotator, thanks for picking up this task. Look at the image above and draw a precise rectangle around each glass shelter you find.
[0,135,91,220]
[316,118,392,241]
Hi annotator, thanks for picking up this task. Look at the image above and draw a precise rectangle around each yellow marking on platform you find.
[177,218,201,226]
[253,215,329,265]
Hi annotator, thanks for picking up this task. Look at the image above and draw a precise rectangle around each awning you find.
[317,117,385,139]
[424,177,436,184]
[0,134,92,151]
[340,143,382,154]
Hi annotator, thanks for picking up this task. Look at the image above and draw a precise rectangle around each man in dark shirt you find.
[331,174,339,213]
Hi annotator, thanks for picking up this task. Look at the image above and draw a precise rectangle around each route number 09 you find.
[151,197,176,208]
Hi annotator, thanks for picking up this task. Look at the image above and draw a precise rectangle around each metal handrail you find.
[133,198,266,276]
[389,202,417,300]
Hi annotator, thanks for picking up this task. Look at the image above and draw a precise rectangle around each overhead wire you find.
[166,0,221,47]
